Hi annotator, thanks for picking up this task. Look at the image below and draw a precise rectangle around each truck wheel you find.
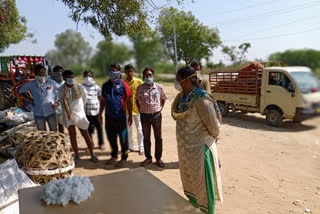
[218,102,228,116]
[293,117,303,123]
[266,109,283,127]
[0,83,16,110]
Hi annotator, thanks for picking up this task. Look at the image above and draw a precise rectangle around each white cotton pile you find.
[40,176,94,206]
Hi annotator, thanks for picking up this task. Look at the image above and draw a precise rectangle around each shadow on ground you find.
[75,149,179,171]
[222,112,317,132]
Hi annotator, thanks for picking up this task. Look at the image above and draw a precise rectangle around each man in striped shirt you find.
[136,67,167,168]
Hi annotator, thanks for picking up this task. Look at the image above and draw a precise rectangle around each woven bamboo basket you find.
[27,171,73,184]
[16,131,74,184]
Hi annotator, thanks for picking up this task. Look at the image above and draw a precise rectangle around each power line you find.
[199,0,278,19]
[228,15,319,39]
[217,1,320,27]
[213,1,320,27]
[224,26,320,42]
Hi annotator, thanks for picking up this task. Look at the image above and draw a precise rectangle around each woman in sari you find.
[171,66,223,214]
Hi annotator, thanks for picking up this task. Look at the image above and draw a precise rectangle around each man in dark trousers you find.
[99,64,132,167]
[82,70,105,150]
[19,64,59,131]
[136,67,167,168]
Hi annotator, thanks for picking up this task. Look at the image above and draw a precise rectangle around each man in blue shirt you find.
[19,64,60,131]
[99,64,133,167]
[50,65,65,133]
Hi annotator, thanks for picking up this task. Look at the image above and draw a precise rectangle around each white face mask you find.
[35,76,46,84]
[84,77,94,85]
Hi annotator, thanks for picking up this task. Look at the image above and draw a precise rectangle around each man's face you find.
[64,74,74,81]
[125,68,134,80]
[143,70,154,79]
[35,68,46,77]
[110,67,118,72]
[84,72,93,78]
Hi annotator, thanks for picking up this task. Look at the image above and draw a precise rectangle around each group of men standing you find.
[18,63,167,168]
[18,61,222,214]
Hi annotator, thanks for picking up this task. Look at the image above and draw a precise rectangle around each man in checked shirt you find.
[136,67,167,168]
[82,70,105,150]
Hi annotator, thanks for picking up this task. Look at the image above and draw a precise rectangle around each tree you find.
[90,40,131,76]
[60,1,192,39]
[206,60,225,69]
[0,0,34,52]
[269,49,320,70]
[45,29,92,68]
[158,7,221,66]
[222,42,251,65]
[129,31,167,73]
[60,0,150,39]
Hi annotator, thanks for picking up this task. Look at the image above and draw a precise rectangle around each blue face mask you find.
[66,78,74,85]
[110,71,121,83]
[144,77,153,84]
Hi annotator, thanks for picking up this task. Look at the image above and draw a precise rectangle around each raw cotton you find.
[40,176,94,206]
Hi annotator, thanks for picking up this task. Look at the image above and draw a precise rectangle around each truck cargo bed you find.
[213,93,259,107]
[209,70,262,96]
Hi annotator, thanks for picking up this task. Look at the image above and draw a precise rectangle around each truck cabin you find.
[268,72,295,92]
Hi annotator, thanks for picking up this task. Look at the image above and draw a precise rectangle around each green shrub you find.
[153,63,185,74]
[314,68,320,77]
[135,73,175,83]
[67,65,90,76]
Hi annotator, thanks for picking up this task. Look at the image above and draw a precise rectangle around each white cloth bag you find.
[70,97,89,130]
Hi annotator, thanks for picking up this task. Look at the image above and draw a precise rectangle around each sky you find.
[3,0,320,64]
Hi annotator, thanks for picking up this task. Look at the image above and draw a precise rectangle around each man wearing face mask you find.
[136,67,167,168]
[191,61,211,94]
[19,64,60,131]
[57,70,98,164]
[99,64,133,167]
[82,70,105,150]
[124,64,144,155]
[50,65,64,133]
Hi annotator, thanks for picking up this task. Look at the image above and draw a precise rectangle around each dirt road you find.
[13,82,319,213]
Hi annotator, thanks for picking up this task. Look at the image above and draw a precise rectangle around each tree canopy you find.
[45,29,92,68]
[0,0,34,53]
[59,1,190,39]
[1,0,179,52]
[158,7,221,66]
[269,49,320,70]
[129,31,167,73]
[59,0,150,39]
[90,40,131,76]
[222,42,251,66]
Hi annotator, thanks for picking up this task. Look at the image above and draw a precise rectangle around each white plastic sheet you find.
[0,111,34,126]
[0,159,37,209]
